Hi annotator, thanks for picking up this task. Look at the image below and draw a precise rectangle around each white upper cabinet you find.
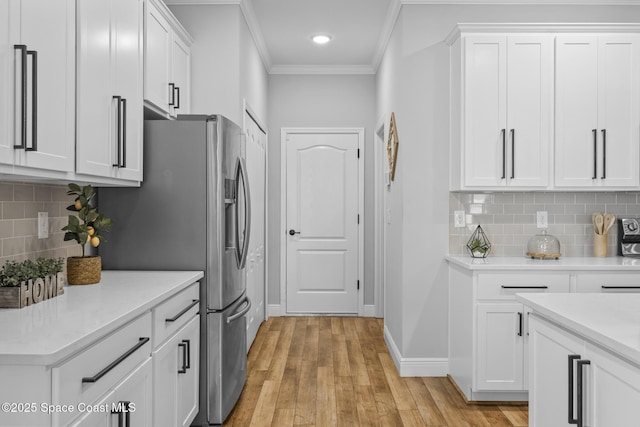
[145,0,192,118]
[452,33,552,190]
[555,35,640,188]
[1,0,75,174]
[76,0,144,184]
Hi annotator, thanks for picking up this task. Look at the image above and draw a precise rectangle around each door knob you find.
[289,229,300,236]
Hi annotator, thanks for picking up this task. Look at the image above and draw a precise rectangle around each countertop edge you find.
[445,255,640,270]
[0,270,205,366]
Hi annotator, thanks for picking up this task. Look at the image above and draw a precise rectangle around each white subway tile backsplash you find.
[450,191,633,257]
[0,182,76,266]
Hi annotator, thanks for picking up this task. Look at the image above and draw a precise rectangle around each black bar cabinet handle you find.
[592,129,597,179]
[175,86,180,110]
[602,286,640,289]
[178,342,187,374]
[568,354,581,425]
[111,401,131,427]
[13,45,27,149]
[501,129,506,179]
[82,337,149,383]
[26,50,37,152]
[165,299,199,322]
[510,129,515,179]
[501,285,549,289]
[182,339,190,369]
[112,96,122,167]
[601,129,606,179]
[577,360,590,427]
[517,312,523,336]
[121,97,127,168]
[169,82,175,106]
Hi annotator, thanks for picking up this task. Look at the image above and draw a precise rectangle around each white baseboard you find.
[267,304,283,317]
[267,304,378,318]
[384,324,449,377]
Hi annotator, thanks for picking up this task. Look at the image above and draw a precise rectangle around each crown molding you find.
[269,64,376,75]
[371,0,402,72]
[239,0,272,70]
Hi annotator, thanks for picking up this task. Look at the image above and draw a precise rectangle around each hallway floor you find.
[224,316,528,426]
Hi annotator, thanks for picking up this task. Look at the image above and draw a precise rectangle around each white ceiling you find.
[165,0,400,74]
[165,0,640,74]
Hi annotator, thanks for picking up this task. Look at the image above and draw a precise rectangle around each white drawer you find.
[477,273,571,300]
[576,273,640,293]
[153,282,199,348]
[52,312,152,426]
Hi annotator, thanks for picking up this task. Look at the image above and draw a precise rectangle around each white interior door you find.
[285,130,360,313]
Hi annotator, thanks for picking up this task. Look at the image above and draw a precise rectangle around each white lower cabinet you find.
[152,315,199,427]
[152,282,200,427]
[69,358,152,427]
[448,266,570,401]
[529,315,640,427]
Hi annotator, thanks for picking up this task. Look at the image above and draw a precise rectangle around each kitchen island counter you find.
[0,270,204,365]
[516,292,640,366]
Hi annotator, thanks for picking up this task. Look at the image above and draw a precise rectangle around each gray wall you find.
[267,74,377,307]
[377,4,640,360]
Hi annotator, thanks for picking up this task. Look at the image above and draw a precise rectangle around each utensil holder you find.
[594,233,607,257]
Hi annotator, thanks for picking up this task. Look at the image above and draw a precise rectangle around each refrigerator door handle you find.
[225,295,251,324]
[235,157,252,269]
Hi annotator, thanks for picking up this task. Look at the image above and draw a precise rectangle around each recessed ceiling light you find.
[312,34,331,45]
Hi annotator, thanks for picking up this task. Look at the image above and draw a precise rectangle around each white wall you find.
[267,74,376,307]
[377,3,640,367]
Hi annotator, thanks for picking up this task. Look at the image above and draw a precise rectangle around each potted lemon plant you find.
[62,184,113,285]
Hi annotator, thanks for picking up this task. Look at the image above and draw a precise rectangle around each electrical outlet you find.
[38,212,49,239]
[454,210,465,228]
[537,211,548,228]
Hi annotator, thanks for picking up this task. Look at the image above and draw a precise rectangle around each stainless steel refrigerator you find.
[100,115,252,426]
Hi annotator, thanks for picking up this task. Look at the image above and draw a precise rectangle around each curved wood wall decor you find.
[387,112,399,181]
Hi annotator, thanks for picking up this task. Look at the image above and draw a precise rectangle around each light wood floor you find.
[224,316,528,427]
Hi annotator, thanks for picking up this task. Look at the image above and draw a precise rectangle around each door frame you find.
[280,127,365,315]
[374,116,387,318]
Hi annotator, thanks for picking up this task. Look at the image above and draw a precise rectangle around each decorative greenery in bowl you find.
[0,258,64,287]
[62,183,113,256]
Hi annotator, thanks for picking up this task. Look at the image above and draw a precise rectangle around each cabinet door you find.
[153,316,199,427]
[476,302,524,390]
[555,36,599,187]
[176,316,199,427]
[0,2,13,164]
[76,0,114,178]
[528,316,584,427]
[506,36,551,187]
[464,36,507,187]
[112,0,143,182]
[14,0,74,172]
[70,358,152,427]
[171,35,190,116]
[586,341,640,427]
[596,35,640,188]
[145,0,172,113]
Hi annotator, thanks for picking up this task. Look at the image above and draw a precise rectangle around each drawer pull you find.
[165,299,200,322]
[501,285,549,289]
[82,337,149,383]
[601,286,640,289]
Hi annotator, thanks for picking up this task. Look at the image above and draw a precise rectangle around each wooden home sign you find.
[0,273,65,309]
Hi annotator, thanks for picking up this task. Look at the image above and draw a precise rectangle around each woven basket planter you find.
[67,256,102,285]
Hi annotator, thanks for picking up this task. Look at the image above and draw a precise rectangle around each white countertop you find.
[516,293,640,366]
[446,255,640,271]
[0,270,203,365]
